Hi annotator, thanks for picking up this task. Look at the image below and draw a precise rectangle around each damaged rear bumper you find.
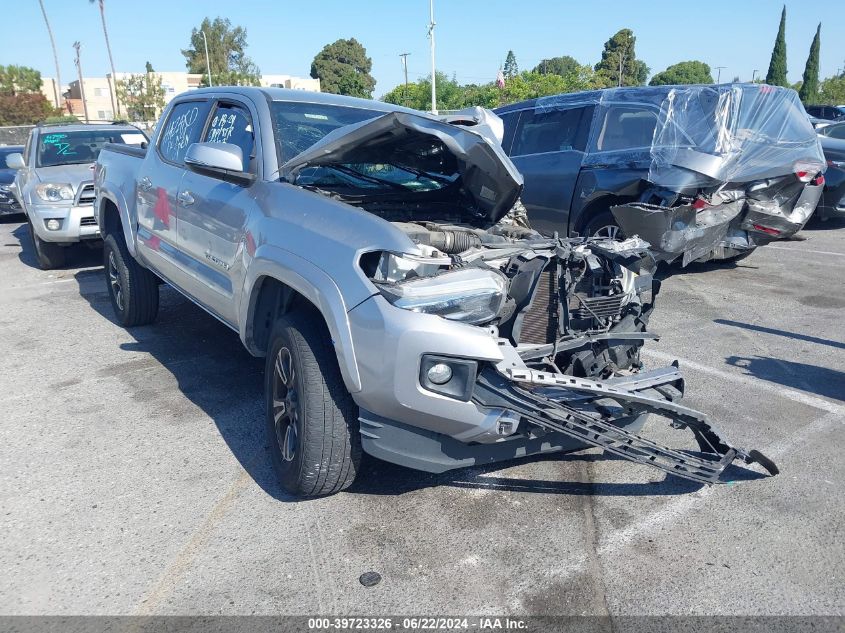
[612,181,823,265]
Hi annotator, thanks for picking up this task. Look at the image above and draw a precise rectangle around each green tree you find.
[310,38,376,98]
[798,23,821,104]
[503,50,519,79]
[765,6,788,87]
[532,56,580,77]
[182,17,261,87]
[116,65,166,122]
[648,61,714,86]
[820,73,845,105]
[0,65,43,95]
[594,29,649,87]
[0,93,59,125]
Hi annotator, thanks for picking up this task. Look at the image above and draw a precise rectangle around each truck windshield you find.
[37,129,147,167]
[271,101,383,162]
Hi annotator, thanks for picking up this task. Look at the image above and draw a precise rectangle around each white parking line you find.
[765,245,845,258]
[643,349,845,415]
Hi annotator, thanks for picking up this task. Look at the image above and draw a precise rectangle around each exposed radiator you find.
[570,294,625,320]
[518,266,558,345]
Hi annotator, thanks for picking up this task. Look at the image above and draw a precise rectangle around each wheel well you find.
[573,195,632,235]
[250,277,321,354]
[100,199,122,238]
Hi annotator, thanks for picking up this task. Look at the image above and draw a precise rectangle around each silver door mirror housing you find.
[5,153,25,170]
[184,142,255,185]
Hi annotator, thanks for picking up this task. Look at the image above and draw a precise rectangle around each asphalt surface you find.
[1,215,843,616]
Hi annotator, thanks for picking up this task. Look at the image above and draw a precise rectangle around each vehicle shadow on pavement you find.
[715,319,845,351]
[726,354,845,402]
[70,267,768,502]
[12,222,102,270]
[802,217,845,231]
[72,272,294,501]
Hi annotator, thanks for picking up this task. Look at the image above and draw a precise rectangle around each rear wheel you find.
[27,218,66,269]
[265,312,361,497]
[103,233,159,326]
[583,211,626,240]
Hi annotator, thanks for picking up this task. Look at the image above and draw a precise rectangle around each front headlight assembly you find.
[375,267,507,325]
[35,183,74,202]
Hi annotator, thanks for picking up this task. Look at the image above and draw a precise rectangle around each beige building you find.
[42,71,319,123]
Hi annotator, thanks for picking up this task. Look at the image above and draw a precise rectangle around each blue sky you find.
[4,0,843,97]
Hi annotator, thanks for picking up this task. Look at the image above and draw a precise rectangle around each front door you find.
[506,105,592,236]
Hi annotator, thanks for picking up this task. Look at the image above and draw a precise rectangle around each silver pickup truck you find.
[7,123,148,269]
[95,87,776,497]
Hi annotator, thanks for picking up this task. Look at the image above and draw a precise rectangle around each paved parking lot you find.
[1,215,843,616]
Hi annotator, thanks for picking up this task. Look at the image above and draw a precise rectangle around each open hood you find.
[280,111,523,226]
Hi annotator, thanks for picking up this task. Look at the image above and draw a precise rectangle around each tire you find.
[265,312,361,497]
[582,211,626,240]
[27,218,66,269]
[103,233,159,327]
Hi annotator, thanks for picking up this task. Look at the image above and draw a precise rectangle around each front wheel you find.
[103,233,159,326]
[583,211,626,241]
[28,218,66,269]
[265,312,361,497]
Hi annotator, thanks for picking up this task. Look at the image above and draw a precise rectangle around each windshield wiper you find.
[313,164,408,192]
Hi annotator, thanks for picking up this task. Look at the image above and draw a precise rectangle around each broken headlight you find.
[375,267,507,325]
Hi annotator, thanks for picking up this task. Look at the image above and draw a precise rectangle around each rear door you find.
[136,98,211,283]
[504,105,592,236]
[176,98,258,325]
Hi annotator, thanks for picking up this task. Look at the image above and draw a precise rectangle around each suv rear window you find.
[594,106,658,151]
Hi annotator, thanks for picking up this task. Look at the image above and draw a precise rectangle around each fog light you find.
[427,363,453,385]
[45,219,61,231]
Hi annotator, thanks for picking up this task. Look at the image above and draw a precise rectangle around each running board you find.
[474,368,778,485]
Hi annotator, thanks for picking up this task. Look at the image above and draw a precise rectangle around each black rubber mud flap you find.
[748,449,780,476]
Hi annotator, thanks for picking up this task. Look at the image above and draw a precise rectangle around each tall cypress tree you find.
[766,6,788,87]
[799,24,821,103]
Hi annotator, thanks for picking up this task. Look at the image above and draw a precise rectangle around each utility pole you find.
[427,0,437,114]
[617,52,626,87]
[715,66,726,84]
[73,41,89,123]
[399,53,410,107]
[752,69,759,83]
[201,29,213,87]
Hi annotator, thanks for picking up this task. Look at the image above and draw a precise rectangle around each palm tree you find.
[37,0,62,109]
[90,0,120,117]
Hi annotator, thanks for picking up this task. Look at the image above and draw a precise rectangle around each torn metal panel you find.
[611,200,746,265]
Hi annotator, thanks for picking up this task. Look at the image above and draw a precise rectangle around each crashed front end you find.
[608,84,826,264]
[285,110,777,484]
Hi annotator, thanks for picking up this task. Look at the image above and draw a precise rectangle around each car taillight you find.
[692,197,709,210]
[794,161,821,183]
[752,224,781,236]
[813,174,825,186]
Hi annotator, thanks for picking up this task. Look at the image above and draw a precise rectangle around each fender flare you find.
[240,245,366,393]
[96,188,137,257]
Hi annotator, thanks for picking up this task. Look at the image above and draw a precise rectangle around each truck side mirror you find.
[185,142,255,186]
[5,153,25,170]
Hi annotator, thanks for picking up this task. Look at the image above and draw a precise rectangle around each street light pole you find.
[73,41,89,123]
[427,0,437,114]
[752,69,759,82]
[715,66,726,84]
[399,52,410,107]
[201,29,213,87]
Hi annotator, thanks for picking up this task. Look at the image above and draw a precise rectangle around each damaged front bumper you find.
[353,296,777,483]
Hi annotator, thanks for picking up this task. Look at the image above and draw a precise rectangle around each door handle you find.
[177,190,195,207]
[138,177,152,191]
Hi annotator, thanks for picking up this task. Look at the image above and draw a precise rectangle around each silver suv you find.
[7,123,147,269]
